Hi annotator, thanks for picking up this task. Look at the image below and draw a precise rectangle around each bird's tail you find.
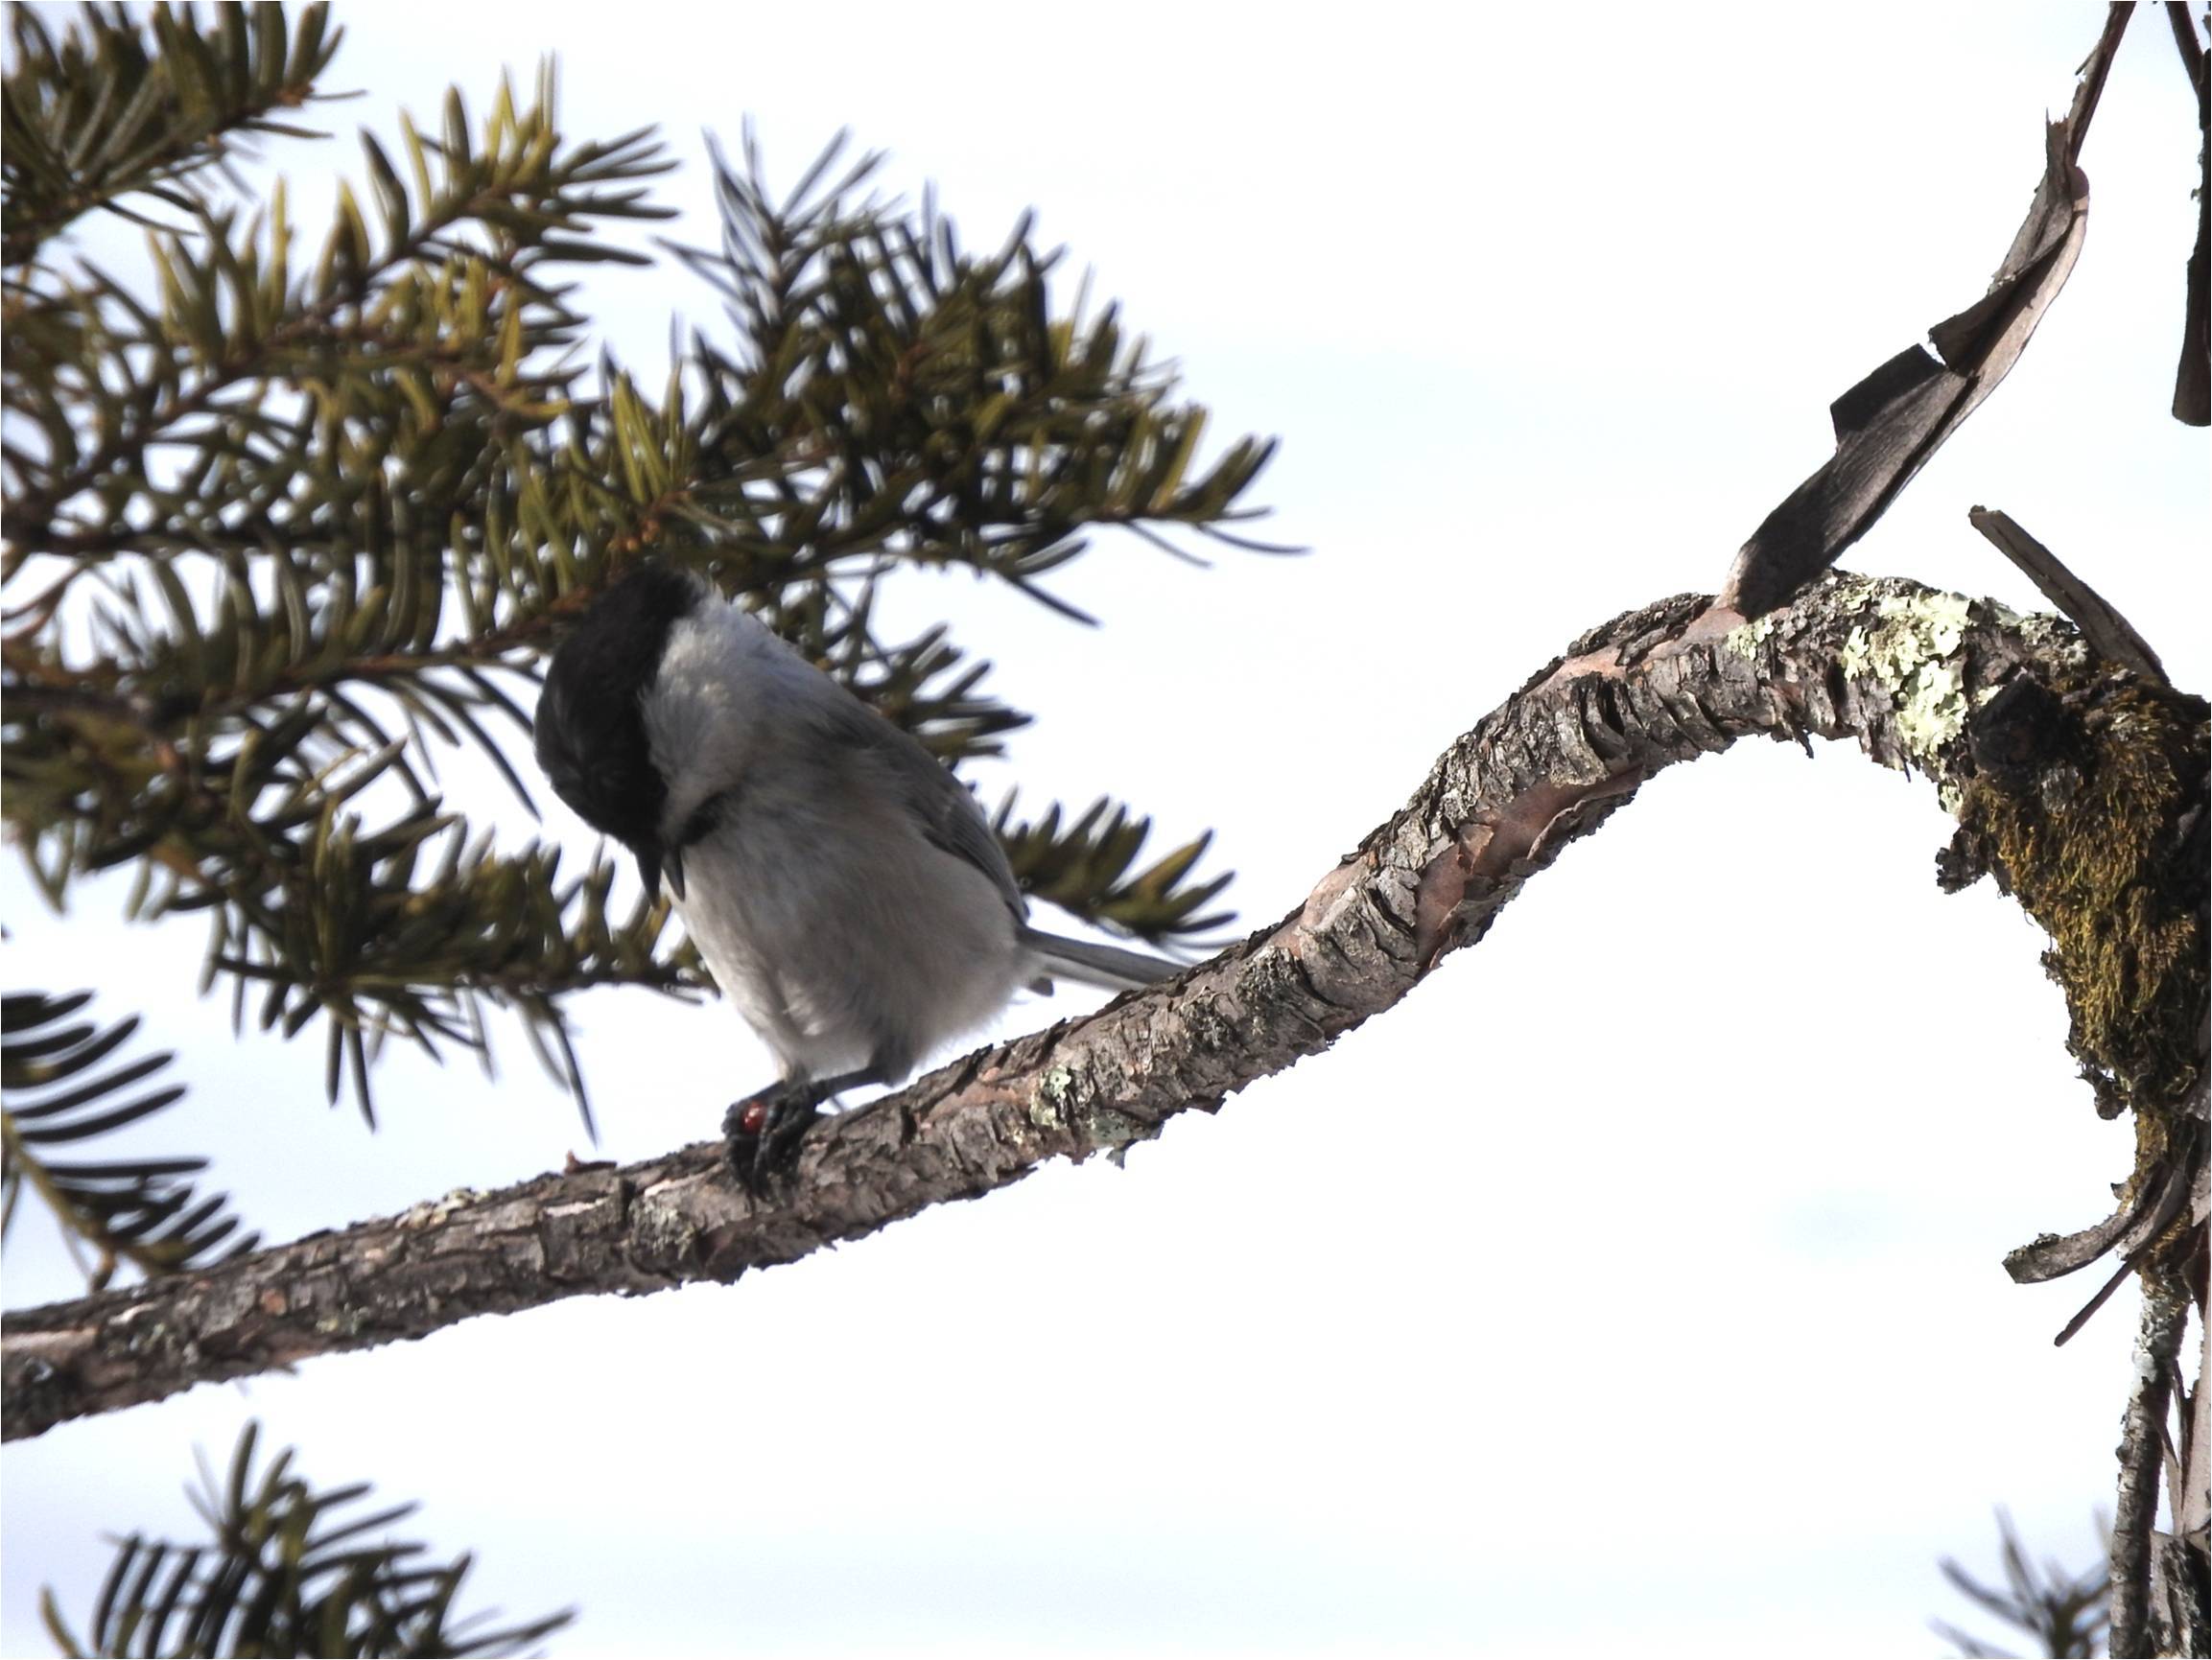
[1018,926,1184,992]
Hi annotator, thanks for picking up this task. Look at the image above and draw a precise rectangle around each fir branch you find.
[663,126,1283,611]
[0,2,346,269]
[1933,1508,2109,1658]
[4,73,1268,1133]
[0,990,255,1290]
[994,791,1232,943]
[2,682,692,1123]
[38,1420,572,1657]
[3,62,674,554]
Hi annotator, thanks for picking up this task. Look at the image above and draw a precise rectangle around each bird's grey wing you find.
[807,694,1027,921]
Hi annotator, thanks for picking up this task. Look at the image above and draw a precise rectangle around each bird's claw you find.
[721,1084,823,1197]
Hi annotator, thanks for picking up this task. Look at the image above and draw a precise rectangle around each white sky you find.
[4,3,2207,1656]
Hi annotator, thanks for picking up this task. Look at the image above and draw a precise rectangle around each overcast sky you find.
[5,4,2207,1656]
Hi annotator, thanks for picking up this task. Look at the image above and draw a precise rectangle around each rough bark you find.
[2115,1276,2193,1657]
[5,571,2201,1447]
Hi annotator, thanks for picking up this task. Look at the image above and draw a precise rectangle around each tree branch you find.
[1967,506,2167,685]
[5,570,2199,1441]
[2112,1272,2191,1656]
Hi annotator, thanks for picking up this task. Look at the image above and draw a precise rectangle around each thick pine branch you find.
[10,572,2198,1441]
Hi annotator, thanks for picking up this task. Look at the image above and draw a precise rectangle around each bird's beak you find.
[634,839,683,901]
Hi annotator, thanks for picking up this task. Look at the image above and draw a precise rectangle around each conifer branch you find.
[38,1420,570,1657]
[1,2,346,269]
[1,991,255,1290]
[5,31,1265,1129]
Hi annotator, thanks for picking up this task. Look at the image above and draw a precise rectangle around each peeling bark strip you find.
[1718,4,2125,619]
[2,573,2193,1441]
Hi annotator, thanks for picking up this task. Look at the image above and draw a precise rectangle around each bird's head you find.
[532,562,707,893]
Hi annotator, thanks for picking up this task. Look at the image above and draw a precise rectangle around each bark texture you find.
[2114,1275,2194,1658]
[5,571,2200,1446]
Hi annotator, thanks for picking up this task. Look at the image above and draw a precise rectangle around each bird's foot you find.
[721,1082,825,1198]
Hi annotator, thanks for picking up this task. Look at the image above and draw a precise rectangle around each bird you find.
[531,561,1181,1185]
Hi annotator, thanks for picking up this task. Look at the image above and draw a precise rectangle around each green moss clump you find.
[1953,677,2207,1121]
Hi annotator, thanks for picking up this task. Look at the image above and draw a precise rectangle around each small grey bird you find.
[531,562,1178,1181]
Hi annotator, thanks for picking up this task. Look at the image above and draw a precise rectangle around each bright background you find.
[5,4,2206,1655]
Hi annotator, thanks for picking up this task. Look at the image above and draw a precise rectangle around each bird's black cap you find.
[532,563,703,891]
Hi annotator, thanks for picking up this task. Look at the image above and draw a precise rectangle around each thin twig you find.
[2058,1255,2145,1348]
[2066,5,2137,168]
[2167,3,2209,100]
[2111,1273,2191,1656]
[1968,507,2168,684]
[2166,0,2212,428]
[2007,1158,2191,1283]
